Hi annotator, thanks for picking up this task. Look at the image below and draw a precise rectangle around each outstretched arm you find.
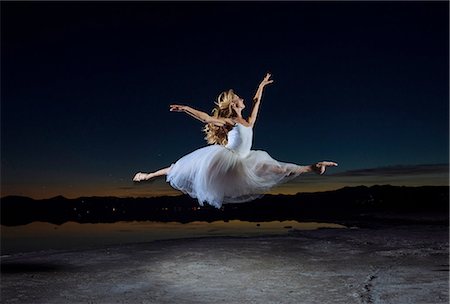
[248,73,274,127]
[170,104,233,126]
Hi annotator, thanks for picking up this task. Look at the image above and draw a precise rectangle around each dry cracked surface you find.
[1,225,448,304]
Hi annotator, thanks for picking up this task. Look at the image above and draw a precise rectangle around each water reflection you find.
[1,220,346,255]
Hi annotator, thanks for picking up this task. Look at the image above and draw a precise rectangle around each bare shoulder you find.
[234,118,252,127]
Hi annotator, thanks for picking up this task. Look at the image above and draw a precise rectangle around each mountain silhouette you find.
[1,185,448,226]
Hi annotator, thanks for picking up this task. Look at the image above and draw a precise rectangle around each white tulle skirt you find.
[166,145,301,208]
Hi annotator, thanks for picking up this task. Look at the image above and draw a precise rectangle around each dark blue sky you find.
[2,1,448,198]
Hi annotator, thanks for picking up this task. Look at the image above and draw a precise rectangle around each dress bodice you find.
[225,123,253,157]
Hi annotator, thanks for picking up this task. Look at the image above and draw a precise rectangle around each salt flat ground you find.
[1,225,448,304]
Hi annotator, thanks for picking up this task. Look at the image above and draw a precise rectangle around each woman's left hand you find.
[313,161,338,175]
[260,73,274,87]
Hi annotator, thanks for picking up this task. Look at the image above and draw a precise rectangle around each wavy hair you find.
[203,89,237,145]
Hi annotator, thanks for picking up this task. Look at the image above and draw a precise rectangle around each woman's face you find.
[232,94,245,110]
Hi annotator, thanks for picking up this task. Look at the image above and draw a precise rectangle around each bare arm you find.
[170,104,234,126]
[248,73,274,126]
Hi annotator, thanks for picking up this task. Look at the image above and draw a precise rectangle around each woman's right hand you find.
[169,104,186,112]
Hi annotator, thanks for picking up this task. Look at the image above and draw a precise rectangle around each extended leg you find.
[133,167,171,182]
[310,161,338,175]
[258,162,337,178]
[258,163,303,177]
[291,162,338,175]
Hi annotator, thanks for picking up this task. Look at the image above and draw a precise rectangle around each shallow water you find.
[1,220,346,255]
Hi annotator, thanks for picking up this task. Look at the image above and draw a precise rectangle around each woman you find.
[133,73,337,208]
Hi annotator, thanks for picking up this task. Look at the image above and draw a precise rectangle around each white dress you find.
[166,123,301,208]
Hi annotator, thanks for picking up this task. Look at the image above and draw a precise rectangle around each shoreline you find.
[1,220,347,256]
[2,216,448,256]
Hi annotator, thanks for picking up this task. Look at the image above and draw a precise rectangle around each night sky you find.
[2,1,448,199]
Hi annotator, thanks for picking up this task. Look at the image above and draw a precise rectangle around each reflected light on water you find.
[1,220,346,255]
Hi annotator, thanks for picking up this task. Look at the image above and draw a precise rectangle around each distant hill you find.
[1,185,448,226]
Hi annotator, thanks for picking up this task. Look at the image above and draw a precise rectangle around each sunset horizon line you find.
[2,163,448,200]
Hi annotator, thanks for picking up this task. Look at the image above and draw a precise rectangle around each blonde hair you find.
[203,89,237,145]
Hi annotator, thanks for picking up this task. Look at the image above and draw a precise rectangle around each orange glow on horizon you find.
[2,175,448,200]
